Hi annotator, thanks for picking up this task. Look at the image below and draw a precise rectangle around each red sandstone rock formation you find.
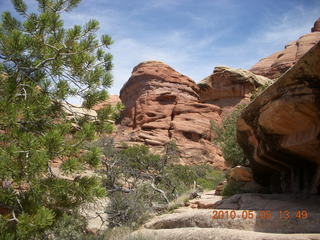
[238,41,320,193]
[311,17,320,32]
[250,18,320,79]
[114,61,272,169]
[199,66,271,117]
[116,61,225,169]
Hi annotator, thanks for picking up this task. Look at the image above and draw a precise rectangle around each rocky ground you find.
[130,191,320,239]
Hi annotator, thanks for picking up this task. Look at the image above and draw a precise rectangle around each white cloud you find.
[2,0,319,98]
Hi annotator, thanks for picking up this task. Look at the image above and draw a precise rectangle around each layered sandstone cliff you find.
[116,61,225,168]
[111,61,273,168]
[237,41,320,193]
[199,66,271,116]
[250,18,320,79]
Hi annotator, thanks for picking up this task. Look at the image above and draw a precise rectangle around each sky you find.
[1,0,319,98]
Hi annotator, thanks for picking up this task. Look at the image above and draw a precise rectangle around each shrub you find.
[192,165,225,190]
[42,214,87,240]
[106,185,153,228]
[221,181,245,197]
[211,104,249,167]
[251,81,273,100]
[97,140,225,229]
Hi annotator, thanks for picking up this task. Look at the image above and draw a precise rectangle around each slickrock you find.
[187,191,222,209]
[131,193,320,239]
[79,197,109,233]
[130,228,320,240]
[250,18,320,79]
[237,41,320,193]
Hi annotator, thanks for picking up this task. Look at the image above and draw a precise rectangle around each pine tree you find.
[0,0,113,238]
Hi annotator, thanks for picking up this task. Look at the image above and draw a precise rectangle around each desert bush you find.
[42,214,87,240]
[107,186,153,228]
[251,81,273,100]
[97,140,224,229]
[192,165,225,190]
[211,104,248,167]
[221,181,245,197]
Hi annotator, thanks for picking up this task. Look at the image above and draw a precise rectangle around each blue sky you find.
[1,0,319,97]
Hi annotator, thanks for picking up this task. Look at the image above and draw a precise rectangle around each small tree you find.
[98,140,224,228]
[0,0,113,238]
[211,105,248,167]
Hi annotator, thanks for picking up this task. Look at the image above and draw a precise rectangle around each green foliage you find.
[98,140,224,228]
[96,102,124,133]
[41,214,87,240]
[107,187,152,228]
[16,207,55,239]
[60,157,82,173]
[211,105,248,167]
[83,146,102,167]
[251,81,273,100]
[191,165,225,190]
[0,0,113,238]
[221,181,245,197]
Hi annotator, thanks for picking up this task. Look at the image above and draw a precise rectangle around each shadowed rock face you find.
[237,42,320,194]
[117,61,226,168]
[312,17,320,32]
[250,18,320,79]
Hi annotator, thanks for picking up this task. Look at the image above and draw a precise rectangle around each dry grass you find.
[100,227,155,240]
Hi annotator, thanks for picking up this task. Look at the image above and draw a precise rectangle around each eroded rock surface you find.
[238,41,320,193]
[131,228,320,240]
[199,66,270,103]
[114,62,270,168]
[130,193,320,239]
[116,61,225,168]
[199,66,270,117]
[250,18,320,79]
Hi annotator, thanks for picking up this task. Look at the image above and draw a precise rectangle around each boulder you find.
[237,41,320,193]
[228,166,253,182]
[250,18,320,79]
[215,179,227,195]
